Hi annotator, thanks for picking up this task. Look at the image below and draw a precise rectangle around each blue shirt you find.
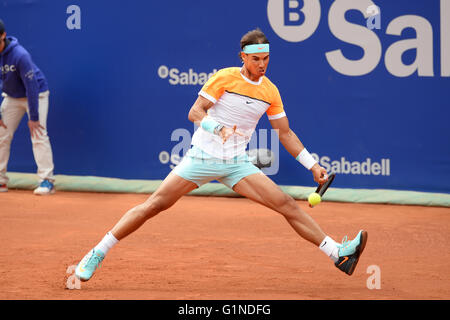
[0,36,49,121]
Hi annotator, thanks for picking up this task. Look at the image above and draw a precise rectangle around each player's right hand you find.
[219,125,244,144]
[0,120,7,129]
[311,163,328,185]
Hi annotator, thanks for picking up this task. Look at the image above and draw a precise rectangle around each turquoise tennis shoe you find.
[335,230,368,276]
[75,249,105,282]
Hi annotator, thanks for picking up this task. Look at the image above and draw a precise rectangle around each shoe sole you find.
[34,190,56,195]
[346,230,368,276]
[75,266,92,282]
[75,274,90,282]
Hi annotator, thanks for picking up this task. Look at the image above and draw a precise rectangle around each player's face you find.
[241,52,270,81]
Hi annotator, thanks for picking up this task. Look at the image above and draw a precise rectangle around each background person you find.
[0,19,55,195]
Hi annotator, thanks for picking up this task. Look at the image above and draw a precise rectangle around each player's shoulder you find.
[261,75,280,93]
[261,74,277,87]
[213,67,241,78]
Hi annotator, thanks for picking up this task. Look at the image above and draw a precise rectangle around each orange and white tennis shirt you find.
[191,67,286,159]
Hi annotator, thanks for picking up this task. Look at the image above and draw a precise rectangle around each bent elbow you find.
[278,129,292,141]
[187,109,195,123]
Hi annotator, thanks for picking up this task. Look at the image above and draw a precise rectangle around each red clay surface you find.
[0,190,449,300]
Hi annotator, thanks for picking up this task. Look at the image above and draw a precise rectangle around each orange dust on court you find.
[0,190,449,299]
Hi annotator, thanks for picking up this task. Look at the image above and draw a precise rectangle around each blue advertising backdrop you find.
[1,0,449,193]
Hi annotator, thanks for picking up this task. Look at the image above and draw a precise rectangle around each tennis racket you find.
[309,173,336,208]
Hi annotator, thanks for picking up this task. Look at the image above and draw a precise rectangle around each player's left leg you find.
[28,91,55,195]
[233,172,327,246]
[232,172,367,275]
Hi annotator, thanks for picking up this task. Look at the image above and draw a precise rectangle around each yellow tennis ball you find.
[308,192,322,206]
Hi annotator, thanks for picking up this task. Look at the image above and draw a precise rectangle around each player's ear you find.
[240,52,246,63]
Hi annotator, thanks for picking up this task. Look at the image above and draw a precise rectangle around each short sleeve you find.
[266,85,286,120]
[198,69,227,103]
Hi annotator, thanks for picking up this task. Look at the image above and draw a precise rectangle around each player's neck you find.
[0,40,4,53]
[241,66,261,82]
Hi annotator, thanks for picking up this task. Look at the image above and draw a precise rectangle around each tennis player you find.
[75,28,367,281]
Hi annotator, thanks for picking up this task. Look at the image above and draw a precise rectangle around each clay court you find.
[0,189,449,300]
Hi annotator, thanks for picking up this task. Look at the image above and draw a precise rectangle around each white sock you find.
[319,236,339,263]
[94,231,119,255]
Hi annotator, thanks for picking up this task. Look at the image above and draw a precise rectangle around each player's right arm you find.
[187,95,214,126]
[188,95,240,143]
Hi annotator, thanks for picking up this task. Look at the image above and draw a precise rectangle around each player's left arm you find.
[188,95,241,143]
[270,116,328,184]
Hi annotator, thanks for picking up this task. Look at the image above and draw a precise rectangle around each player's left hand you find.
[311,163,328,185]
[28,120,45,139]
[219,125,244,144]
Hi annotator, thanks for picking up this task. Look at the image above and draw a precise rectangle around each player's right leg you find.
[334,230,368,275]
[75,172,198,281]
[233,172,368,276]
[110,172,198,240]
[0,95,27,190]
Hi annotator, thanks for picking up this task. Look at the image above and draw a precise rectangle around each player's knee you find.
[276,194,298,217]
[268,193,296,212]
[142,196,172,217]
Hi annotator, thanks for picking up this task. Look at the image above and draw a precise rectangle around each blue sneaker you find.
[75,249,105,282]
[335,230,368,275]
[33,179,55,195]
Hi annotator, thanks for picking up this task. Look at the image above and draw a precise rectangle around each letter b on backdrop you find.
[267,0,321,42]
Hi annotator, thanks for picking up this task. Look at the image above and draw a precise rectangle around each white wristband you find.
[296,148,317,170]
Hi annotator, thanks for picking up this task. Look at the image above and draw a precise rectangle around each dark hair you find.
[0,19,5,35]
[239,28,269,61]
